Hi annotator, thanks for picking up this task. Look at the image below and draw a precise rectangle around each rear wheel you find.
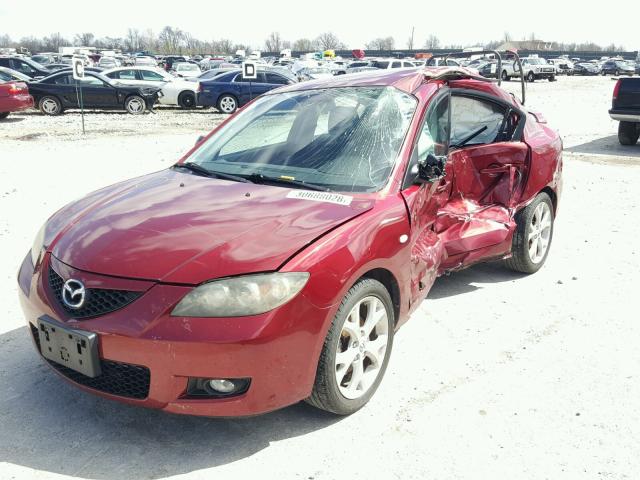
[217,94,238,114]
[501,70,509,81]
[618,121,640,145]
[0,112,9,119]
[306,278,394,415]
[549,75,556,82]
[39,96,62,116]
[178,91,196,109]
[504,192,554,274]
[125,95,146,115]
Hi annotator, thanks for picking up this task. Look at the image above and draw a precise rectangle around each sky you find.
[1,0,638,51]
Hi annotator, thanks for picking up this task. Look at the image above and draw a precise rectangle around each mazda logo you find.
[62,279,86,309]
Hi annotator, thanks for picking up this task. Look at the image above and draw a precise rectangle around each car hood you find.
[49,169,374,284]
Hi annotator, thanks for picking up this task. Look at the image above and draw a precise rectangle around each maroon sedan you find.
[18,67,562,416]
[0,80,33,119]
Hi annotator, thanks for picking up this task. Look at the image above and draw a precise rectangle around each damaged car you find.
[28,71,161,115]
[19,65,562,417]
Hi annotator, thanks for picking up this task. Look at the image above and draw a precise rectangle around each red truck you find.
[0,80,34,119]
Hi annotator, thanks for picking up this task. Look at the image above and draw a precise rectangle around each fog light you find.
[207,378,236,394]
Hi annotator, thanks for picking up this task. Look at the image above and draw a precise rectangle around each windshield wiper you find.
[450,126,488,149]
[174,162,251,183]
[245,173,330,191]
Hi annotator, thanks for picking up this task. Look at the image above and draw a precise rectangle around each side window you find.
[450,96,507,147]
[140,70,164,81]
[118,70,138,80]
[53,75,70,85]
[416,94,450,163]
[0,71,10,81]
[79,76,106,87]
[266,73,288,85]
[11,60,36,76]
[391,61,401,68]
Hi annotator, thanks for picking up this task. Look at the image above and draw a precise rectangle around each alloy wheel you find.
[41,98,59,115]
[335,296,389,400]
[528,202,552,264]
[127,98,144,114]
[219,96,236,113]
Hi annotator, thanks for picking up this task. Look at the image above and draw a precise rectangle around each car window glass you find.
[416,94,450,162]
[79,76,106,87]
[391,61,401,68]
[450,96,506,147]
[118,70,138,80]
[11,60,36,75]
[266,73,288,85]
[53,75,70,85]
[0,71,11,81]
[140,70,164,81]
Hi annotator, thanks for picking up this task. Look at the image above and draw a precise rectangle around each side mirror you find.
[415,153,446,183]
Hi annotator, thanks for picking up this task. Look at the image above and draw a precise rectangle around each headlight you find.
[171,272,310,317]
[30,222,46,266]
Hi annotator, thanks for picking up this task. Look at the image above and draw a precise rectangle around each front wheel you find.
[549,75,556,82]
[527,71,535,82]
[501,70,509,81]
[504,192,554,274]
[125,95,147,115]
[0,112,9,120]
[306,278,394,415]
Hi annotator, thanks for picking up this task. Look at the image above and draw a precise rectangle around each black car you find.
[0,56,52,79]
[573,63,600,76]
[28,71,161,115]
[601,60,635,76]
[477,61,500,79]
[609,77,640,145]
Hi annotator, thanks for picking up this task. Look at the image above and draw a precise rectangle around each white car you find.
[102,67,200,109]
[501,56,557,82]
[172,62,201,78]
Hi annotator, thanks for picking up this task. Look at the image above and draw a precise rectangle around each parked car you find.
[477,60,500,79]
[547,58,574,75]
[502,57,556,82]
[601,60,635,76]
[297,67,334,81]
[103,67,199,108]
[371,59,417,69]
[0,80,34,119]
[31,54,60,66]
[0,66,33,82]
[172,62,201,78]
[609,77,640,145]
[573,62,601,76]
[134,56,157,67]
[163,56,187,71]
[425,58,461,68]
[0,56,51,79]
[28,71,161,115]
[20,67,562,417]
[198,70,296,113]
[97,57,120,69]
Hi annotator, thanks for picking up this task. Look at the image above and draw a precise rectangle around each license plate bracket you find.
[37,316,101,378]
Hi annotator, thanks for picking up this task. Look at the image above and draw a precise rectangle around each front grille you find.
[30,324,150,400]
[48,266,142,319]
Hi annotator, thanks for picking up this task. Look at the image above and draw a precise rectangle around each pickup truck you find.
[501,56,557,82]
[609,78,640,145]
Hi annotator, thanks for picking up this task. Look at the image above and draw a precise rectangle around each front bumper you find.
[534,71,555,79]
[18,253,332,416]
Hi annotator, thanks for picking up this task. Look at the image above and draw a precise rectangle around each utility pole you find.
[408,26,415,51]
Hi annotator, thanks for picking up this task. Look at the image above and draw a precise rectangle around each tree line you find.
[0,28,629,55]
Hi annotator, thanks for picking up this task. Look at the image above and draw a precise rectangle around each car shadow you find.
[566,135,640,158]
[427,262,527,299]
[0,326,342,479]
[0,117,25,124]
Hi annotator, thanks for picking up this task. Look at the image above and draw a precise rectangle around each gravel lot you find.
[1,75,639,480]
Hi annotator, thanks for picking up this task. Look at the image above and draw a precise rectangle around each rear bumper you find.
[609,109,640,123]
[0,94,34,113]
[18,253,332,416]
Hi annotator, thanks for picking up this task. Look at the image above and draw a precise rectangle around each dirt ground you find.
[1,75,639,480]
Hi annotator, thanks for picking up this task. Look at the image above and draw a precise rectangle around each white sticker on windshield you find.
[286,190,353,206]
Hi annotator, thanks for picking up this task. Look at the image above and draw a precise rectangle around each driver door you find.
[400,89,452,309]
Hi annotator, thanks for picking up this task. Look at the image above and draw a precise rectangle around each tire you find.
[549,75,556,82]
[125,95,146,115]
[501,70,509,81]
[306,278,395,415]
[618,121,640,145]
[38,96,62,116]
[217,94,238,114]
[504,192,555,274]
[0,112,9,120]
[178,91,196,109]
[602,70,607,76]
[527,71,535,82]
[615,70,620,76]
